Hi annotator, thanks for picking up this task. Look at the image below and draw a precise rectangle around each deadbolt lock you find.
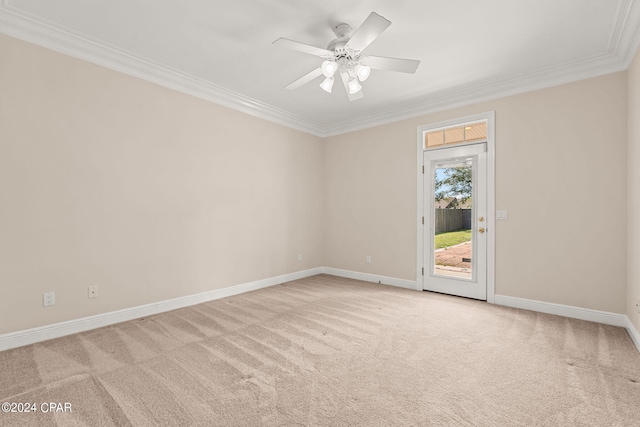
[479,216,484,222]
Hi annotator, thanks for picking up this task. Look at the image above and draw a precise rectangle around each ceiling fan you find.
[273,12,420,101]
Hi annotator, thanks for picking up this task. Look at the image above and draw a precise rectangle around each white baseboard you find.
[494,294,627,327]
[625,316,640,353]
[494,294,640,353]
[4,270,637,354]
[321,267,419,291]
[0,267,322,352]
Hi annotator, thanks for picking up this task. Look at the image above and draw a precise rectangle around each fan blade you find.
[273,38,333,57]
[340,71,364,101]
[285,67,323,90]
[344,12,391,53]
[363,55,420,73]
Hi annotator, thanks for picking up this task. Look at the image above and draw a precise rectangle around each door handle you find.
[478,227,485,233]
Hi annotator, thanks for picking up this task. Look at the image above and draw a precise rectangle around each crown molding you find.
[622,1,640,66]
[2,1,640,138]
[608,0,633,53]
[0,4,326,137]
[321,52,629,136]
[322,0,640,136]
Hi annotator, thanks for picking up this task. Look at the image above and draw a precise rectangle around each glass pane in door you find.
[433,159,473,280]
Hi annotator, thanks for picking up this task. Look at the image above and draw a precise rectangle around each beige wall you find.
[324,73,628,314]
[0,34,324,334]
[0,32,633,336]
[628,48,640,331]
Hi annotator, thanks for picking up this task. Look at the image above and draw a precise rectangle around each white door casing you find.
[416,112,495,302]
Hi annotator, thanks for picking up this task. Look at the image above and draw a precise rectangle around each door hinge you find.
[422,216,424,225]
[422,165,424,174]
[422,267,424,276]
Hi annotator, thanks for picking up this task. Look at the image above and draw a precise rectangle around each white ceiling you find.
[2,0,640,136]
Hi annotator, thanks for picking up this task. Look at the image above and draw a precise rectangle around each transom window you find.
[424,121,487,149]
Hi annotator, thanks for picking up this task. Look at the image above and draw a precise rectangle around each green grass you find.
[435,229,471,249]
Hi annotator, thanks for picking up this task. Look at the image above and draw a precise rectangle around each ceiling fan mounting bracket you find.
[327,23,354,53]
[332,23,352,38]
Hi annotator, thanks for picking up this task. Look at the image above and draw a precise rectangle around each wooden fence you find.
[435,209,471,234]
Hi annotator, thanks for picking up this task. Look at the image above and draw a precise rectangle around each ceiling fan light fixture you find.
[321,60,338,77]
[320,76,335,93]
[347,77,362,94]
[354,64,371,81]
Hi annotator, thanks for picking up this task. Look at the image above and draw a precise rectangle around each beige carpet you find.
[1,274,639,426]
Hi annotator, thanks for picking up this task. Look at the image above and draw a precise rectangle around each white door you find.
[423,143,487,300]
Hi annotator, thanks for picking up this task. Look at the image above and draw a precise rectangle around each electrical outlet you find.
[43,292,55,307]
[366,256,372,264]
[297,254,302,262]
[88,285,99,299]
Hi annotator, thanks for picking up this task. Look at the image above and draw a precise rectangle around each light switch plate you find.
[496,210,508,220]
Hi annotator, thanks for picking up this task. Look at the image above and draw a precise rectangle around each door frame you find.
[416,111,496,303]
